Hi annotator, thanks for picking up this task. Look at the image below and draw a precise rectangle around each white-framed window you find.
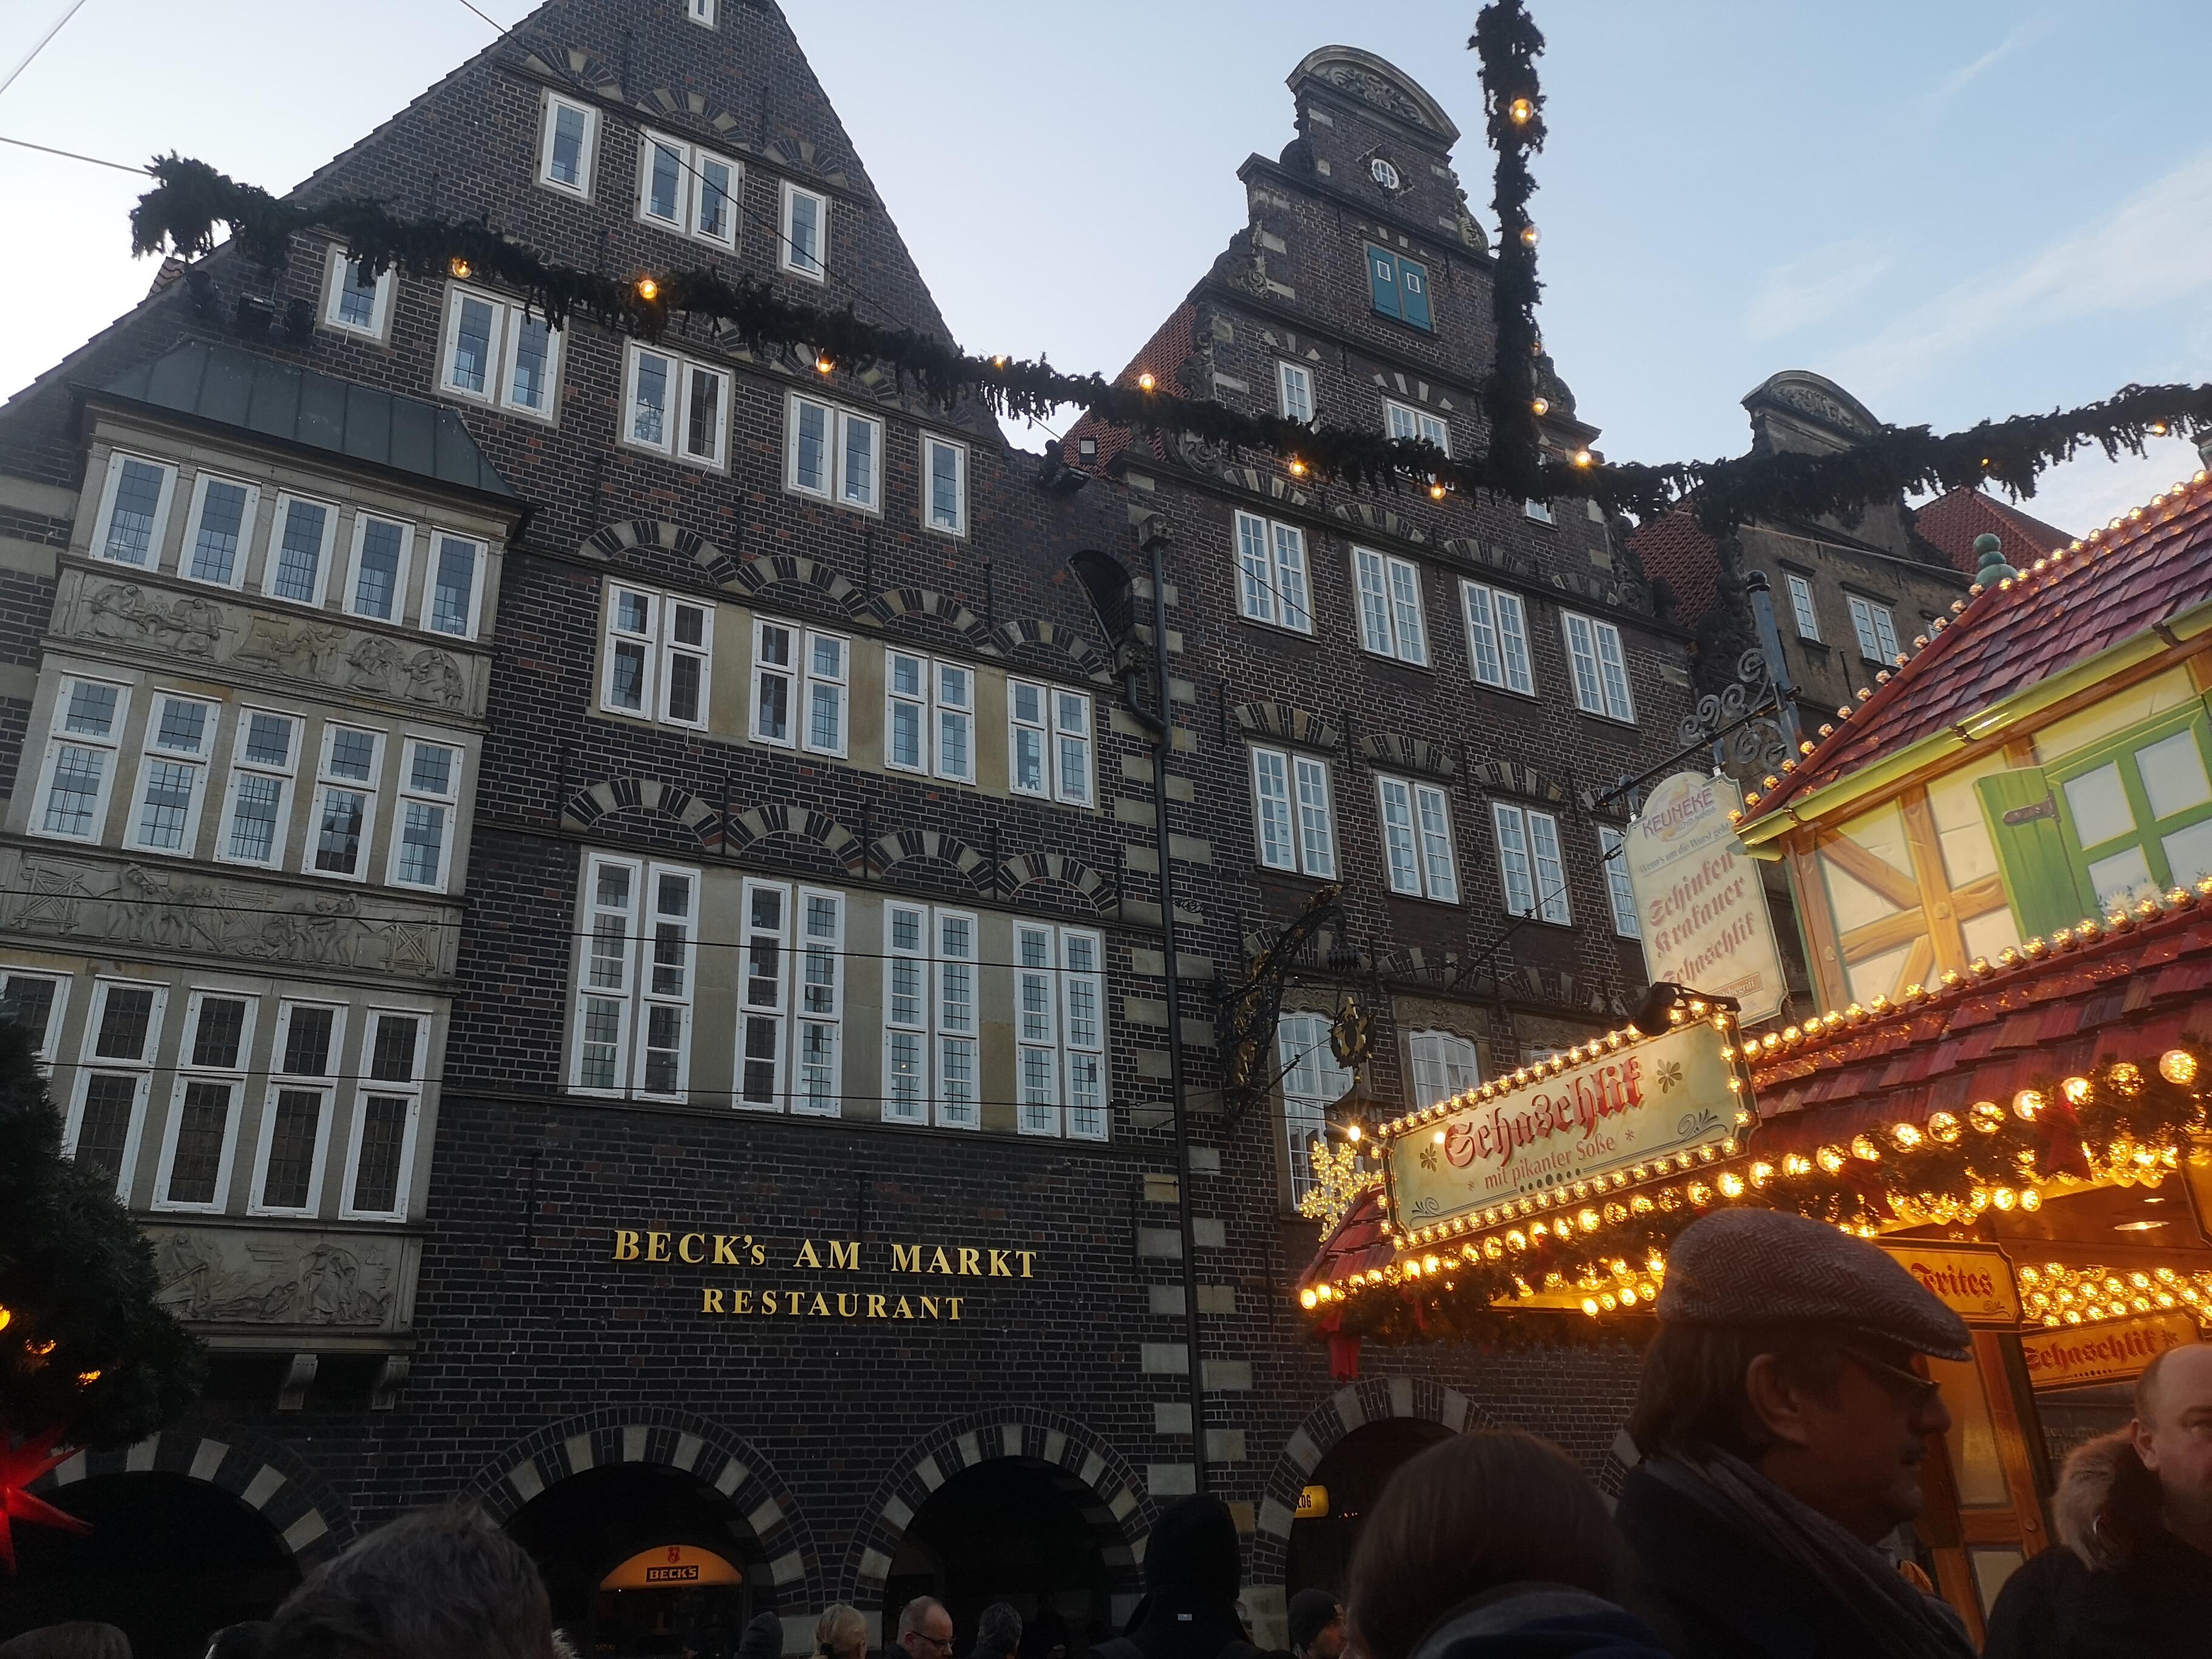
[1250,746,1336,877]
[1493,802,1570,924]
[1563,611,1636,722]
[1352,546,1429,665]
[1234,510,1312,632]
[33,677,130,843]
[537,90,599,198]
[389,738,460,892]
[153,990,255,1212]
[735,879,845,1116]
[571,853,698,1099]
[1278,360,1315,424]
[1524,498,1554,525]
[885,651,974,783]
[263,492,338,606]
[1,971,71,1065]
[250,1000,344,1215]
[1370,156,1401,190]
[1377,775,1458,902]
[686,0,716,24]
[923,434,968,535]
[180,471,259,589]
[126,692,218,856]
[1461,580,1535,695]
[309,724,383,881]
[89,451,177,569]
[65,977,166,1197]
[1848,594,1900,663]
[321,243,393,339]
[1385,398,1450,455]
[780,180,827,279]
[218,709,300,868]
[599,584,712,728]
[344,512,414,624]
[785,392,881,511]
[1014,923,1107,1140]
[1785,572,1821,642]
[882,903,979,1128]
[343,1010,426,1219]
[751,618,847,756]
[1408,1030,1480,1108]
[621,342,730,468]
[1598,825,1640,938]
[635,130,739,249]
[1278,1010,1351,1200]
[426,532,485,639]
[440,284,562,420]
[1008,681,1093,806]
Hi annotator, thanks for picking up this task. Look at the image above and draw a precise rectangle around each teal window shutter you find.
[1398,256,1432,330]
[1366,245,1400,319]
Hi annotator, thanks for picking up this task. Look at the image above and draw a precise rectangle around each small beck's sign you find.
[1880,1244,2022,1326]
[1387,1021,1739,1232]
[2023,1313,2200,1390]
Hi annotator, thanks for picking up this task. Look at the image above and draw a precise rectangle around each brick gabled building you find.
[4,15,1700,1659]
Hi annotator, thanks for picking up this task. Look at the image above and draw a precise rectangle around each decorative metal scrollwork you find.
[1677,647,1792,774]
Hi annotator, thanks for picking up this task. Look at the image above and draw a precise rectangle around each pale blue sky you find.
[4,1,2206,532]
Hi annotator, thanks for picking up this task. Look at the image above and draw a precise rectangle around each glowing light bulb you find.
[449,257,473,280]
[1138,372,1157,392]
[1520,225,1540,248]
[634,276,658,301]
[1509,97,1535,124]
[1531,397,1549,417]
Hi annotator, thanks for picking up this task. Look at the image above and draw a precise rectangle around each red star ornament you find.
[1,1431,92,1573]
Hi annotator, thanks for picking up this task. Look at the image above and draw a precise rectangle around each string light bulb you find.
[814,354,834,374]
[634,276,658,301]
[1138,372,1157,392]
[449,257,473,280]
[1509,96,1535,124]
[1520,225,1540,249]
[1573,449,1594,468]
[2162,1048,2199,1085]
[1531,397,1549,417]
[2150,421,2170,437]
[1429,483,1447,500]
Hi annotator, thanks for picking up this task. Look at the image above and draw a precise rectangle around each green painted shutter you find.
[1398,256,1433,330]
[1977,766,2094,937]
[1366,245,1400,319]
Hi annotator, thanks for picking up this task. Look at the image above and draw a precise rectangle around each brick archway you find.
[837,1409,1150,1632]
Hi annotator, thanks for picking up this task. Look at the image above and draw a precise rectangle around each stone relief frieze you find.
[55,568,484,719]
[149,1225,416,1330]
[0,848,454,980]
[1318,62,1429,130]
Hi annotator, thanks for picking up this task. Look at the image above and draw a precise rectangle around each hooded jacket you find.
[1084,1498,1270,1659]
[1983,1429,2212,1659]
[1404,1584,1675,1659]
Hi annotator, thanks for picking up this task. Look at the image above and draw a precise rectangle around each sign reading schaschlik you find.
[1386,1022,1741,1232]
[1624,771,1787,1024]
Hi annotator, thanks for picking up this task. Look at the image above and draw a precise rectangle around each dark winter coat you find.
[1405,1584,1675,1659]
[1984,1430,2212,1659]
[1082,1497,1280,1659]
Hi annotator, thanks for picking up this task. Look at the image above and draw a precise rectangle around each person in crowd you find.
[0,1624,130,1659]
[203,1624,268,1659]
[813,1605,868,1659]
[1344,1429,1672,1659]
[1082,1495,1264,1659]
[732,1614,785,1659]
[1284,1592,1342,1659]
[895,1601,956,1659]
[967,1606,1021,1659]
[1615,1208,1976,1659]
[1983,1341,2212,1657]
[254,1504,557,1659]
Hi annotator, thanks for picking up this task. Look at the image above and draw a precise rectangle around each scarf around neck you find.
[1647,1446,1977,1659]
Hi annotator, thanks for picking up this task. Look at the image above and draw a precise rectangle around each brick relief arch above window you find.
[1234,700,1340,752]
[1549,566,1653,618]
[1359,732,1455,778]
[998,852,1116,918]
[1333,500,1429,546]
[1439,537,1544,582]
[586,518,728,577]
[563,777,718,846]
[1463,757,1568,805]
[754,136,851,190]
[865,828,992,894]
[725,802,862,872]
[508,41,622,100]
[858,588,999,654]
[990,618,1114,686]
[718,552,862,613]
[635,87,745,144]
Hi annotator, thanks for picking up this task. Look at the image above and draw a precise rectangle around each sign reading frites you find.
[1880,1244,2022,1326]
[1387,1021,1740,1232]
[1625,772,1787,1025]
[2023,1313,2200,1390]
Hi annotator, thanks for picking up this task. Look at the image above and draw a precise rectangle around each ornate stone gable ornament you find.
[1289,46,1462,145]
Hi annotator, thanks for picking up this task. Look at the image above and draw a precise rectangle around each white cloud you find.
[1745,238,1893,340]
[1928,13,2057,105]
[1831,146,2212,397]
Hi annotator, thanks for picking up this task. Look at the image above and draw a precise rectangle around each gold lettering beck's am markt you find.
[607,1231,1039,1323]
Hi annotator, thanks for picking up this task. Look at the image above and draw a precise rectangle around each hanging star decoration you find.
[1298,1136,1381,1233]
[1,1430,90,1574]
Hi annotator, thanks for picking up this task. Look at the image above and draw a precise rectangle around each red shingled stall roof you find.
[1915,488,2073,576]
[1295,1187,1393,1296]
[1744,469,2212,825]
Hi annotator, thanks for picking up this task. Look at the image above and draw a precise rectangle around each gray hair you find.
[974,1604,1022,1659]
[814,1606,868,1659]
[897,1600,949,1642]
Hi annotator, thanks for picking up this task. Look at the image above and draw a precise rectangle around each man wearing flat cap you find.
[1614,1208,1977,1659]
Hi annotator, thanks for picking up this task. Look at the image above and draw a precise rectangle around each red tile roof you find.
[1626,511,1720,627]
[1914,488,2073,576]
[1744,468,2212,825]
[1064,301,1198,473]
[1745,895,2212,1151]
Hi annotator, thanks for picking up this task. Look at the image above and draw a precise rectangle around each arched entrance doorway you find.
[883,1459,1111,1659]
[2,1472,300,1659]
[1285,1418,1452,1598]
[506,1464,763,1658]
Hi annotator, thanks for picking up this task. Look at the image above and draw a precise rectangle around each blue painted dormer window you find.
[1366,244,1433,330]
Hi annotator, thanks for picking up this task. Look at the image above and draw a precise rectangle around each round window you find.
[1370,157,1401,191]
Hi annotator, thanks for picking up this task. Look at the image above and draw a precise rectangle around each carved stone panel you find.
[147,1222,420,1333]
[51,566,487,720]
[0,848,458,980]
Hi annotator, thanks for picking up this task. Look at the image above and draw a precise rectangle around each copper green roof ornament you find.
[1973,532,2017,584]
